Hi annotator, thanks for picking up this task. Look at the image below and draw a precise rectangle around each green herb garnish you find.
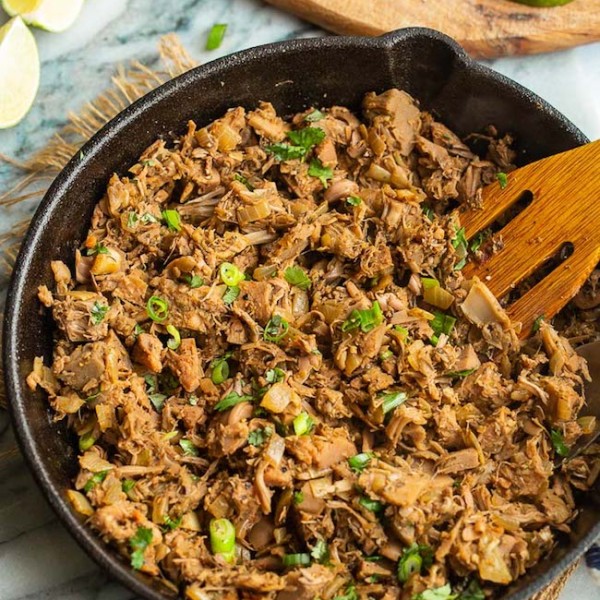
[264,315,289,343]
[381,390,407,414]
[551,428,569,457]
[397,543,434,583]
[497,172,508,189]
[214,391,253,412]
[122,479,136,493]
[266,127,325,161]
[347,196,362,206]
[184,274,204,288]
[162,515,182,531]
[532,314,545,333]
[233,173,254,190]
[86,243,109,256]
[451,226,468,270]
[166,324,181,350]
[222,285,240,305]
[130,526,153,570]
[162,209,181,232]
[308,158,333,187]
[179,439,199,456]
[146,296,169,323]
[284,266,311,290]
[430,311,456,345]
[310,539,330,564]
[305,109,324,122]
[84,470,109,493]
[293,411,314,436]
[265,368,285,384]
[90,302,108,325]
[293,491,304,504]
[459,580,485,600]
[341,301,383,333]
[348,452,373,472]
[206,23,227,51]
[282,553,311,567]
[359,496,383,513]
[412,584,457,600]
[248,426,273,447]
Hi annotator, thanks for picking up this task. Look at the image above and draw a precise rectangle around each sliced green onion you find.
[381,390,407,414]
[166,324,181,350]
[459,580,485,600]
[209,518,236,563]
[148,392,166,411]
[445,368,476,378]
[146,296,169,323]
[397,543,434,583]
[380,349,393,361]
[421,277,439,290]
[79,431,96,452]
[497,172,508,189]
[348,452,373,472]
[162,209,181,232]
[293,491,304,504]
[184,274,204,288]
[220,262,245,286]
[206,23,227,51]
[222,285,240,305]
[347,196,362,206]
[359,496,383,513]
[211,356,230,385]
[341,301,383,333]
[214,391,253,412]
[451,226,468,270]
[122,479,136,493]
[140,213,158,224]
[394,325,409,339]
[413,583,456,600]
[293,411,314,436]
[430,311,456,345]
[179,439,199,456]
[310,539,330,564]
[265,367,285,384]
[264,315,289,342]
[284,266,311,290]
[83,470,109,493]
[282,553,311,567]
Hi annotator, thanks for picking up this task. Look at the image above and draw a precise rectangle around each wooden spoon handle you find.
[266,0,600,58]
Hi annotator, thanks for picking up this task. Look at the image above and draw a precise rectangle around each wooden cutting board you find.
[266,0,600,58]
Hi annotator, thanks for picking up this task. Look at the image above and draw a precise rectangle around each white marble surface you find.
[0,1,598,598]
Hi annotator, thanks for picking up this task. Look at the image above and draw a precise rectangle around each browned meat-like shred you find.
[30,89,599,599]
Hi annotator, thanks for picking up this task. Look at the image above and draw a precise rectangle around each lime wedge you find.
[510,0,574,6]
[0,17,40,129]
[1,0,84,32]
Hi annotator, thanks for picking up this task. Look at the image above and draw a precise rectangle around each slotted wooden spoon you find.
[460,139,600,337]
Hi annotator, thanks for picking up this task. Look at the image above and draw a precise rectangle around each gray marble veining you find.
[0,1,598,598]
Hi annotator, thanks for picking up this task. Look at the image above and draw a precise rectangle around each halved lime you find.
[1,0,84,32]
[510,0,575,6]
[0,16,40,129]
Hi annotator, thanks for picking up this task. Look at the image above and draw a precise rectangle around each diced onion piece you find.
[577,416,596,435]
[260,382,298,414]
[180,511,201,531]
[253,265,277,280]
[67,489,94,516]
[54,394,85,414]
[79,450,114,473]
[90,248,121,275]
[96,404,114,431]
[238,199,271,225]
[366,163,391,182]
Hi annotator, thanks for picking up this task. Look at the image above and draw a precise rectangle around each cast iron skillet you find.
[4,27,599,600]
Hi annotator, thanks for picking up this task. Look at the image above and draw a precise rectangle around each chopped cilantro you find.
[248,426,273,447]
[551,429,569,457]
[130,526,153,570]
[308,158,333,187]
[90,302,108,325]
[179,439,199,456]
[497,172,508,189]
[284,266,312,290]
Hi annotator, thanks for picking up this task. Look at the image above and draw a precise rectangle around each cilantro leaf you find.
[90,302,108,325]
[248,426,273,447]
[308,158,333,187]
[130,526,153,570]
[284,266,311,290]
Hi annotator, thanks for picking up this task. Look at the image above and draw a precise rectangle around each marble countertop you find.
[0,1,599,598]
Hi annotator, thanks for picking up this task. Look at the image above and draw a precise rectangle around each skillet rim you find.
[3,26,594,600]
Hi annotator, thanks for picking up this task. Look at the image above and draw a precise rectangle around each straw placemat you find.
[0,34,581,600]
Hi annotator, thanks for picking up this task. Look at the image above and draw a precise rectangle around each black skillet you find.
[4,27,599,600]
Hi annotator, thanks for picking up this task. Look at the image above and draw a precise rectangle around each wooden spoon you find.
[460,139,600,336]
